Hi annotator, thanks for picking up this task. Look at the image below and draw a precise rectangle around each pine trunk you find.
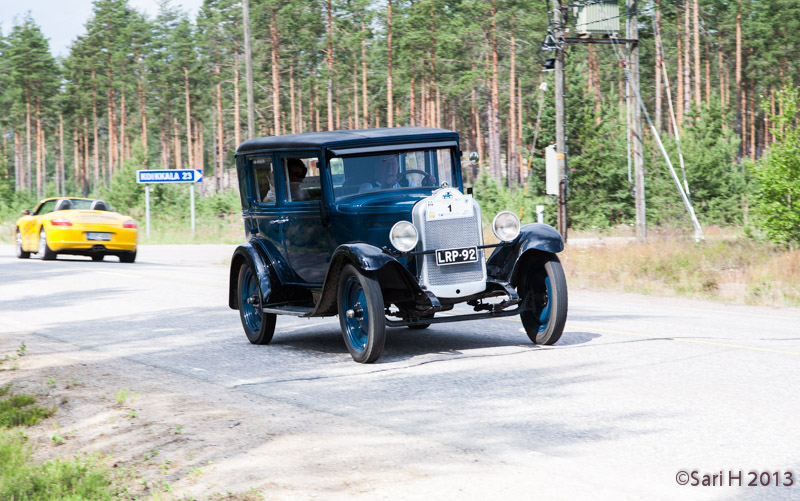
[386,0,394,127]
[654,0,663,131]
[184,67,193,170]
[488,0,502,180]
[270,8,281,135]
[508,35,518,184]
[326,0,334,131]
[683,4,691,117]
[735,4,742,158]
[138,62,148,163]
[234,49,241,147]
[26,97,31,193]
[361,22,369,127]
[59,114,65,195]
[291,65,297,133]
[676,13,684,129]
[693,0,701,107]
[216,64,224,191]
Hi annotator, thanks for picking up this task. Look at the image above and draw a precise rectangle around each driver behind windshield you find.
[359,155,409,192]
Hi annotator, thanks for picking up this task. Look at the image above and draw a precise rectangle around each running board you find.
[262,304,314,317]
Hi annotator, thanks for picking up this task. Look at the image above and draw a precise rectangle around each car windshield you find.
[331,148,455,200]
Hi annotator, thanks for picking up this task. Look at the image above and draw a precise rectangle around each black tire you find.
[237,263,276,345]
[518,255,568,345]
[119,251,136,263]
[38,229,57,261]
[337,264,386,363]
[92,254,105,262]
[15,230,30,259]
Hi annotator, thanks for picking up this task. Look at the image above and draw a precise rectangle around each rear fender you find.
[486,223,564,285]
[228,240,279,309]
[310,243,426,317]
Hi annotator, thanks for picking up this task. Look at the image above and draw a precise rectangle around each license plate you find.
[435,246,478,266]
[86,232,111,241]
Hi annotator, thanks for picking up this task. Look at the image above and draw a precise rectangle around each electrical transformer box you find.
[573,1,620,35]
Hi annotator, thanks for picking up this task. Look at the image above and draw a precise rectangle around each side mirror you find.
[468,152,479,163]
[22,209,31,216]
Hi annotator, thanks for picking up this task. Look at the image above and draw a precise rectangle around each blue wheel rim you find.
[538,276,552,334]
[342,276,369,352]
[241,267,262,333]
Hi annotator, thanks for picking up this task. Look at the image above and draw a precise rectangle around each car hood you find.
[334,191,428,215]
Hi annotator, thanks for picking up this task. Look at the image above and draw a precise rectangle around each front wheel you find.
[337,265,386,363]
[15,230,30,259]
[38,229,57,261]
[518,255,568,345]
[237,263,276,345]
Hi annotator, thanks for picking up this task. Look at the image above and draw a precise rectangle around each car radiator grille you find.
[423,213,484,286]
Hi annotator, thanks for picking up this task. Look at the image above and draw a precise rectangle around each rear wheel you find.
[518,255,568,345]
[119,251,136,263]
[15,230,30,259]
[38,229,57,261]
[338,265,386,363]
[237,263,276,345]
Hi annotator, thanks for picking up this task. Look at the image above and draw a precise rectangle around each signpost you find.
[136,169,203,238]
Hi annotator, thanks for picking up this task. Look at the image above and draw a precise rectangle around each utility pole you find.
[242,0,256,140]
[550,0,568,242]
[628,0,646,242]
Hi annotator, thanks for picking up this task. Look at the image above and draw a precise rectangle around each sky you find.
[0,0,205,59]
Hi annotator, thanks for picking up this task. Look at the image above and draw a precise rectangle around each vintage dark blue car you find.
[228,127,567,363]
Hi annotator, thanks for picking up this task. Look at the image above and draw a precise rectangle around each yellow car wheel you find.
[38,229,57,261]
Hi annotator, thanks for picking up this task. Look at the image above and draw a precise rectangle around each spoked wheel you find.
[518,255,568,345]
[237,263,276,345]
[38,229,57,261]
[15,230,30,259]
[337,264,386,363]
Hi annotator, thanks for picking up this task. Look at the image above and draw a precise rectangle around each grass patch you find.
[562,230,800,306]
[0,429,116,500]
[0,384,120,499]
[0,391,54,428]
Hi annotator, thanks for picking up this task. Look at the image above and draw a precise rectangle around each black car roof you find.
[235,127,459,155]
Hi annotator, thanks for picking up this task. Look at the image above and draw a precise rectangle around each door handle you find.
[270,217,289,225]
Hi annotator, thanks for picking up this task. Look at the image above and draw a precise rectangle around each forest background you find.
[0,0,799,249]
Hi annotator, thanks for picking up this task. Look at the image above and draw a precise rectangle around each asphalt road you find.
[1,244,799,499]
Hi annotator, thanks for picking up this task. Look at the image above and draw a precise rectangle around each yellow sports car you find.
[15,197,138,263]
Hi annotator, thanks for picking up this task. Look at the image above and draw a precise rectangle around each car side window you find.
[283,156,322,202]
[251,156,276,204]
[34,200,56,215]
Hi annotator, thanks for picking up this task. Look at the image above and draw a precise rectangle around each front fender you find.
[228,240,278,309]
[310,243,426,317]
[486,223,564,284]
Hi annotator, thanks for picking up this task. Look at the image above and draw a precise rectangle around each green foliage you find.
[752,87,800,246]
[0,394,54,428]
[0,429,116,500]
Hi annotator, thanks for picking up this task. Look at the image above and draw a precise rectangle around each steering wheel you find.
[397,169,436,187]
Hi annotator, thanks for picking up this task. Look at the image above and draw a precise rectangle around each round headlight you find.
[389,221,419,252]
[492,211,521,242]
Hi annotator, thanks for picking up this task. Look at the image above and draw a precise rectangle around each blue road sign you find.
[136,169,203,184]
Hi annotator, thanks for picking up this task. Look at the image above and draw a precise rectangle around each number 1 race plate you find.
[435,246,478,266]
